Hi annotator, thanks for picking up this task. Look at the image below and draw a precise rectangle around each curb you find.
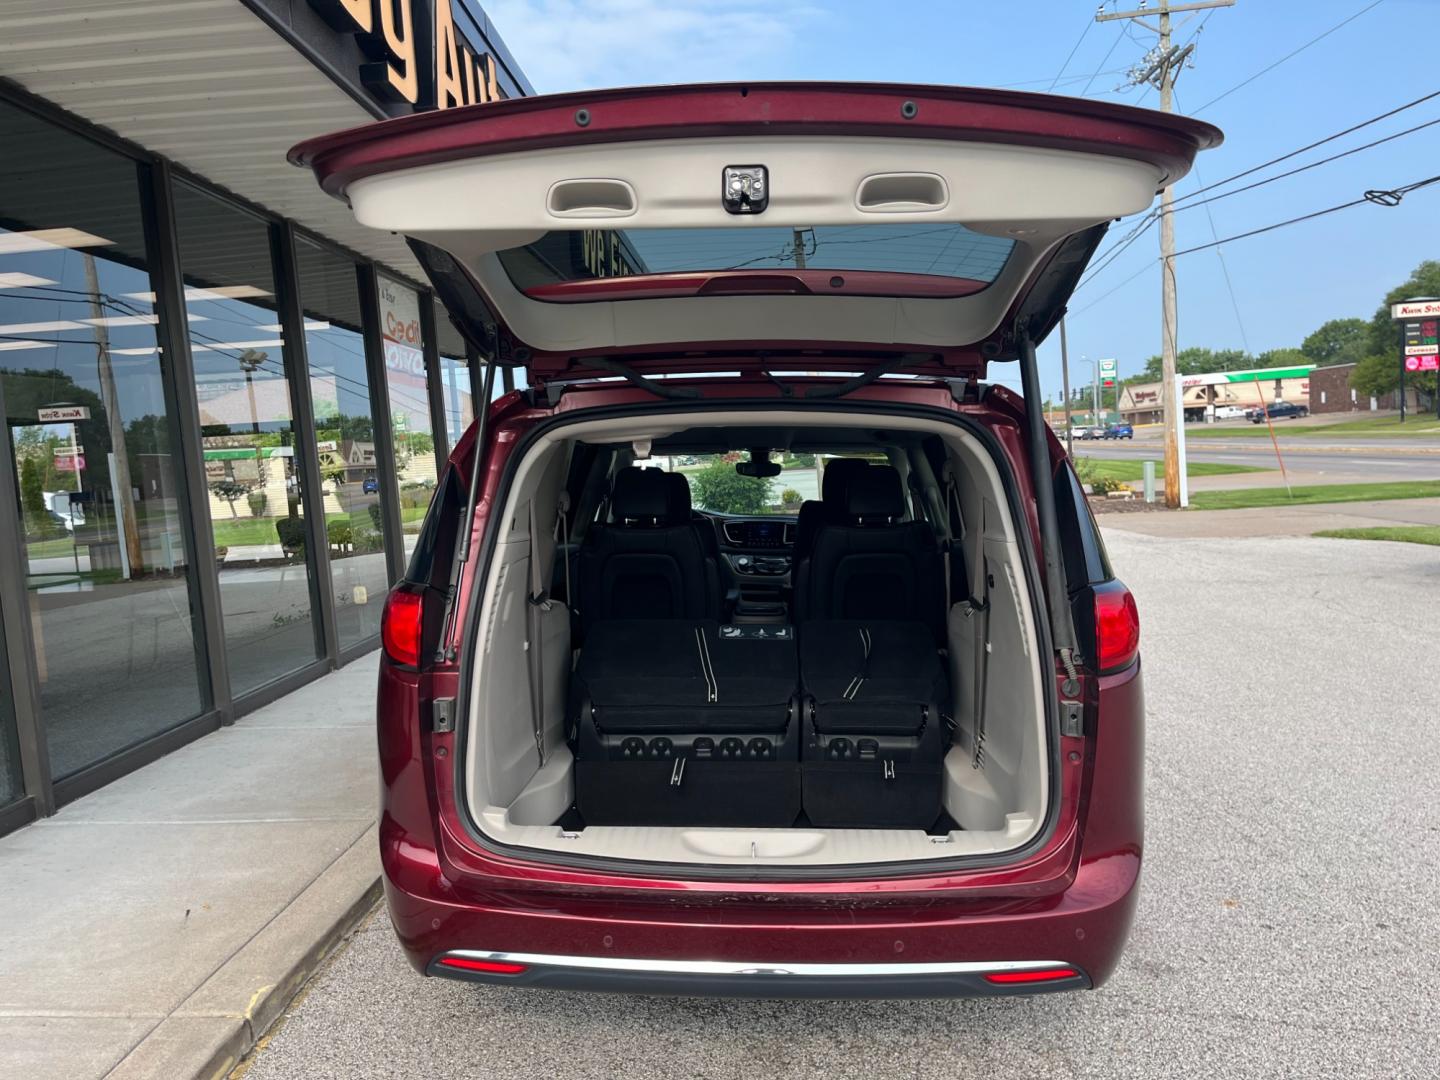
[104,823,382,1080]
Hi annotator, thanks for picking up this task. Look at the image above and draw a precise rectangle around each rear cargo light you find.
[1094,579,1140,673]
[381,587,424,667]
[983,967,1080,984]
[436,957,528,975]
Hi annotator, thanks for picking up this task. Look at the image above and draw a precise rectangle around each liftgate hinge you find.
[1060,701,1084,739]
[432,698,456,734]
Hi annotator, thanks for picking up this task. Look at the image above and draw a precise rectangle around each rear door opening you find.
[455,405,1054,867]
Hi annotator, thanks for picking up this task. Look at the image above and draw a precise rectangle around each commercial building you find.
[1118,365,1315,424]
[1307,362,1422,414]
[0,1,533,836]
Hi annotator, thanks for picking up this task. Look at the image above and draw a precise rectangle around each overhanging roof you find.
[0,0,422,279]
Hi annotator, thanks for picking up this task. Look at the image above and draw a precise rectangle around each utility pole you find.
[1100,0,1234,507]
[1060,317,1073,458]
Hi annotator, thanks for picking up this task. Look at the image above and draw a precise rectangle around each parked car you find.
[1212,405,1248,420]
[293,82,1215,999]
[362,476,380,494]
[1072,424,1102,440]
[1103,423,1134,439]
[1248,401,1308,423]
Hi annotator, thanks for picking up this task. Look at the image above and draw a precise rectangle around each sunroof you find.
[497,224,1015,293]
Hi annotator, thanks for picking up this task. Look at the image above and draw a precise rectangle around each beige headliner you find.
[345,135,1164,352]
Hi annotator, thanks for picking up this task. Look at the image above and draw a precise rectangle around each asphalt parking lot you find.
[241,532,1439,1080]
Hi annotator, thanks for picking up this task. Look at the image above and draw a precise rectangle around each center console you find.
[715,515,797,622]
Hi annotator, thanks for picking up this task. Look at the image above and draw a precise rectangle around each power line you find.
[1175,88,1440,204]
[1047,16,1095,93]
[1171,171,1440,257]
[1172,115,1440,216]
[1077,90,1440,289]
[1191,0,1389,114]
[1079,28,1128,96]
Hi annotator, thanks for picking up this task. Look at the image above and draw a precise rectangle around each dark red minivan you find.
[292,83,1218,998]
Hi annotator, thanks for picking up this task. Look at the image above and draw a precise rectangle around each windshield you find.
[650,452,889,516]
[498,225,1015,292]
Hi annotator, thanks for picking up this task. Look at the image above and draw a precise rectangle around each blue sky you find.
[487,0,1439,396]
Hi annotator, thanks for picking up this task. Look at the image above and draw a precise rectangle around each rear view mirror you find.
[736,459,782,478]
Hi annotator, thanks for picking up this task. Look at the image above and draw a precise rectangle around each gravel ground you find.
[242,533,1439,1080]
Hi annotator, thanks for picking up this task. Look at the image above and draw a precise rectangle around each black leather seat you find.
[794,464,944,637]
[792,458,869,562]
[576,467,714,639]
[793,465,950,828]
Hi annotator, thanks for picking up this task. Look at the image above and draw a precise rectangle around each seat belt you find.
[526,500,552,768]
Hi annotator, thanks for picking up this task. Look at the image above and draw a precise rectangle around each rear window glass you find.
[498,225,1015,290]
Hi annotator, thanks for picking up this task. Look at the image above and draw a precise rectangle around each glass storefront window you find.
[376,275,437,558]
[0,605,21,806]
[434,298,474,451]
[296,238,389,648]
[172,182,319,696]
[0,100,203,778]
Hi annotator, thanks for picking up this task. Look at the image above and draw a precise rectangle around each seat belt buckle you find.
[882,759,896,781]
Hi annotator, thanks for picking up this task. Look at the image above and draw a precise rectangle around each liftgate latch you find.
[1060,701,1084,739]
[432,698,456,734]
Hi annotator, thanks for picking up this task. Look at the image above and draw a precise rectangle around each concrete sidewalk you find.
[1099,496,1440,539]
[0,655,382,1080]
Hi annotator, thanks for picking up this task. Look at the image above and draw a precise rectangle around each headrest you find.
[821,458,869,506]
[845,465,905,521]
[610,466,670,523]
[663,470,692,519]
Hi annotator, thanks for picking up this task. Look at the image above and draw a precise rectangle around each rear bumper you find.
[383,843,1140,996]
[426,951,1090,998]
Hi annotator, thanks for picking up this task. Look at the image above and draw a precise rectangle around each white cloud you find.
[488,0,822,93]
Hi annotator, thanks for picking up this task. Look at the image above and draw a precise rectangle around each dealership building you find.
[0,1,532,836]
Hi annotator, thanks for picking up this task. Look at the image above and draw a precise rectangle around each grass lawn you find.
[1189,415,1440,439]
[1313,525,1440,547]
[1077,457,1268,483]
[25,537,80,560]
[1188,480,1440,511]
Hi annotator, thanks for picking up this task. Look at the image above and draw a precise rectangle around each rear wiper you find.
[801,353,927,400]
[584,357,701,400]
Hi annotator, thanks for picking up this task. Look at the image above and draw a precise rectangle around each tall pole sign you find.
[1392,299,1440,423]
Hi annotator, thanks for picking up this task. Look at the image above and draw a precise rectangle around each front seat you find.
[577,466,714,639]
[792,458,869,562]
[794,464,943,635]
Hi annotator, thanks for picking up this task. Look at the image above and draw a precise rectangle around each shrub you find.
[690,460,773,515]
[246,491,269,518]
[780,488,803,506]
[327,517,354,548]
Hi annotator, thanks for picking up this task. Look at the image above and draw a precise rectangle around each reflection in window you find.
[0,609,22,805]
[0,100,202,777]
[376,275,437,556]
[173,182,319,696]
[434,297,474,451]
[298,238,390,648]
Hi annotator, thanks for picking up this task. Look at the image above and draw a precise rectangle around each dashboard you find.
[719,518,795,549]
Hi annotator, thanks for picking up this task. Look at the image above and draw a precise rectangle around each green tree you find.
[1301,317,1369,367]
[19,454,54,536]
[690,459,773,514]
[1349,260,1440,408]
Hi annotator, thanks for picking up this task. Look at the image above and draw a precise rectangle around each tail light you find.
[436,956,528,975]
[984,967,1081,985]
[381,586,424,667]
[1093,579,1140,673]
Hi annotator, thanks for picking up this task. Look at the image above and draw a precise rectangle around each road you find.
[1077,433,1440,483]
[240,533,1439,1080]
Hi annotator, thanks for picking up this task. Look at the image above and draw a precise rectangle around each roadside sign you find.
[39,405,90,423]
[54,453,85,471]
[1391,299,1440,320]
[1405,355,1439,372]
